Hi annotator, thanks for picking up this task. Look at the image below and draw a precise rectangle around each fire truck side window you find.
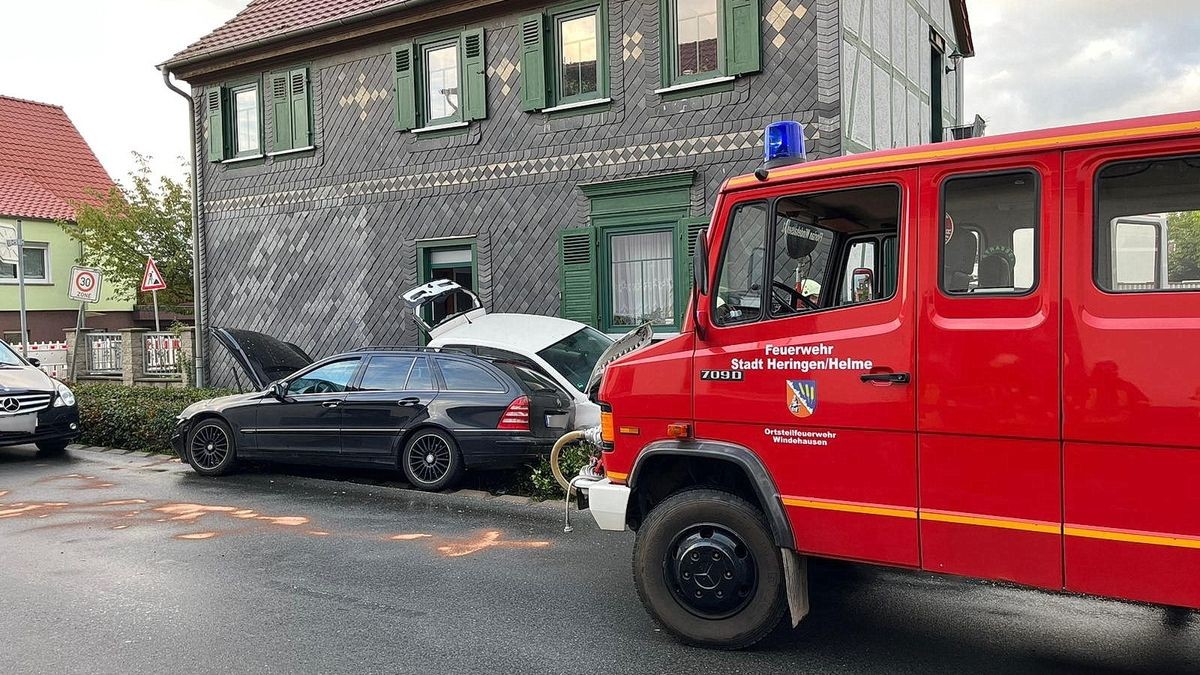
[713,201,768,325]
[941,171,1040,295]
[1095,154,1200,292]
[769,185,901,317]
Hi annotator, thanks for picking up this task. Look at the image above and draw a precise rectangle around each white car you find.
[402,280,651,428]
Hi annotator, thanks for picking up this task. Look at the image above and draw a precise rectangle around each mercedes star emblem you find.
[1,397,20,413]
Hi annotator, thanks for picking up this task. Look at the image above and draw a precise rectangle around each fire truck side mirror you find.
[851,267,874,302]
[693,228,709,296]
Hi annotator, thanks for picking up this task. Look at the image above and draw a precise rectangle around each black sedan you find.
[171,329,573,490]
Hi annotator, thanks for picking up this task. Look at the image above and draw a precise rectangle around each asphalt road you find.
[1,446,1198,675]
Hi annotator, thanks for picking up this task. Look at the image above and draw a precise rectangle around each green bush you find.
[73,383,234,454]
[520,442,595,502]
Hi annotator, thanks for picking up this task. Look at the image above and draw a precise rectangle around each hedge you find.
[72,383,585,501]
[74,383,236,453]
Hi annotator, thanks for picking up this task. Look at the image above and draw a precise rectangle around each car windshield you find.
[0,342,23,367]
[536,327,612,393]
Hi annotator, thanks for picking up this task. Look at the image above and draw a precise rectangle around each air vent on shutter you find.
[562,233,592,265]
[290,72,305,95]
[465,33,482,59]
[272,76,287,99]
[687,226,707,258]
[522,19,540,46]
[207,90,220,112]
[395,49,410,72]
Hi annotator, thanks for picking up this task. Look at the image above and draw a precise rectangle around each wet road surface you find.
[1,445,1198,674]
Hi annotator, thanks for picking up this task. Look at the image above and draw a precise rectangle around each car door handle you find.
[860,372,911,384]
[397,397,422,407]
[322,400,341,408]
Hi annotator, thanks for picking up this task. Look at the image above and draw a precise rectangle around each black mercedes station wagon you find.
[172,329,574,490]
[0,341,79,453]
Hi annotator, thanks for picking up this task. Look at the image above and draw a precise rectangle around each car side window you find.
[406,357,436,390]
[768,184,901,317]
[436,358,506,392]
[288,359,360,395]
[358,356,417,392]
[713,202,768,326]
[476,346,545,373]
[1094,154,1200,292]
[941,170,1040,295]
[440,343,477,355]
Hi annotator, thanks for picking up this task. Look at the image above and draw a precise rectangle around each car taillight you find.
[498,395,530,431]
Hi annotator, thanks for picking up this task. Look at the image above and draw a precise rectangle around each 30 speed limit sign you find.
[68,266,103,303]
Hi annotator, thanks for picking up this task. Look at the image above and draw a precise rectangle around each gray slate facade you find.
[180,0,967,387]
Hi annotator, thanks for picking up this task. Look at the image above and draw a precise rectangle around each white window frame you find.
[0,242,51,285]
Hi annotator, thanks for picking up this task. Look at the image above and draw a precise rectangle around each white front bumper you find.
[580,477,630,531]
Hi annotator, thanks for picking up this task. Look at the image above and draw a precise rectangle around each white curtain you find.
[611,231,674,326]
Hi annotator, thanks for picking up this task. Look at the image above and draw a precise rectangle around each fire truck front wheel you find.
[633,488,787,649]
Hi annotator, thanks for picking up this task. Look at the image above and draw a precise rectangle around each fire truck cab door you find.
[694,171,920,568]
[916,153,1063,590]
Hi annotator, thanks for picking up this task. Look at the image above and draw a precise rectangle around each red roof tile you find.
[0,95,114,222]
[167,0,410,66]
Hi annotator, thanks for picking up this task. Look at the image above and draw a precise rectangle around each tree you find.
[63,154,193,307]
[1167,210,1200,283]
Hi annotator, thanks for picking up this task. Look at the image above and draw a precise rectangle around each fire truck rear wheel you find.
[633,488,786,649]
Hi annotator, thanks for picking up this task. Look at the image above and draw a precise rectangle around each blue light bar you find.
[764,120,807,168]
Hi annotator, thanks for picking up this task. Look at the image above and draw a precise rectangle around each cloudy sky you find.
[965,0,1200,135]
[2,0,1199,185]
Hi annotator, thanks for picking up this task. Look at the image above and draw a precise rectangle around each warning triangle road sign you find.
[140,257,167,292]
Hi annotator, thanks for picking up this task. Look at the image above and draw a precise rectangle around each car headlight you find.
[53,381,76,407]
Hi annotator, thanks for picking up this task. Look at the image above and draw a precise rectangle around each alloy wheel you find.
[190,423,230,470]
[407,434,452,485]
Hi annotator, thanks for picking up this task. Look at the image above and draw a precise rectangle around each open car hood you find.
[584,323,654,398]
[401,280,486,339]
[211,327,314,390]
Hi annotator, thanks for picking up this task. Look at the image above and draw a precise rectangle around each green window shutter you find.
[677,216,711,301]
[559,227,598,327]
[270,73,293,152]
[289,68,311,148]
[204,87,226,162]
[461,28,488,121]
[724,0,762,76]
[519,13,548,111]
[393,43,417,131]
[659,0,673,87]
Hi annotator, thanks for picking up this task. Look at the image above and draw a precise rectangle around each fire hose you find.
[551,426,604,532]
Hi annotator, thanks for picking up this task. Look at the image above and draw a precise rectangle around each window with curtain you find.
[609,231,675,327]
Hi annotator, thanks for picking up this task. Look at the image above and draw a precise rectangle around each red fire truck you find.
[580,111,1200,648]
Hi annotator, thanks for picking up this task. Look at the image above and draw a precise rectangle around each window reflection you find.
[676,0,719,76]
[560,13,598,98]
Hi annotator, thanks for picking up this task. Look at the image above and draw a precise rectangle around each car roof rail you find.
[349,345,445,353]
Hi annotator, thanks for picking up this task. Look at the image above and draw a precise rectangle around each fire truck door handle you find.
[860,372,910,384]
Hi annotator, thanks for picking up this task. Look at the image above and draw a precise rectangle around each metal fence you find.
[86,333,123,375]
[143,332,182,374]
[11,341,70,379]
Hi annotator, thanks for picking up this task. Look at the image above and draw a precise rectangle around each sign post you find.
[0,222,29,355]
[140,257,167,332]
[67,266,104,378]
